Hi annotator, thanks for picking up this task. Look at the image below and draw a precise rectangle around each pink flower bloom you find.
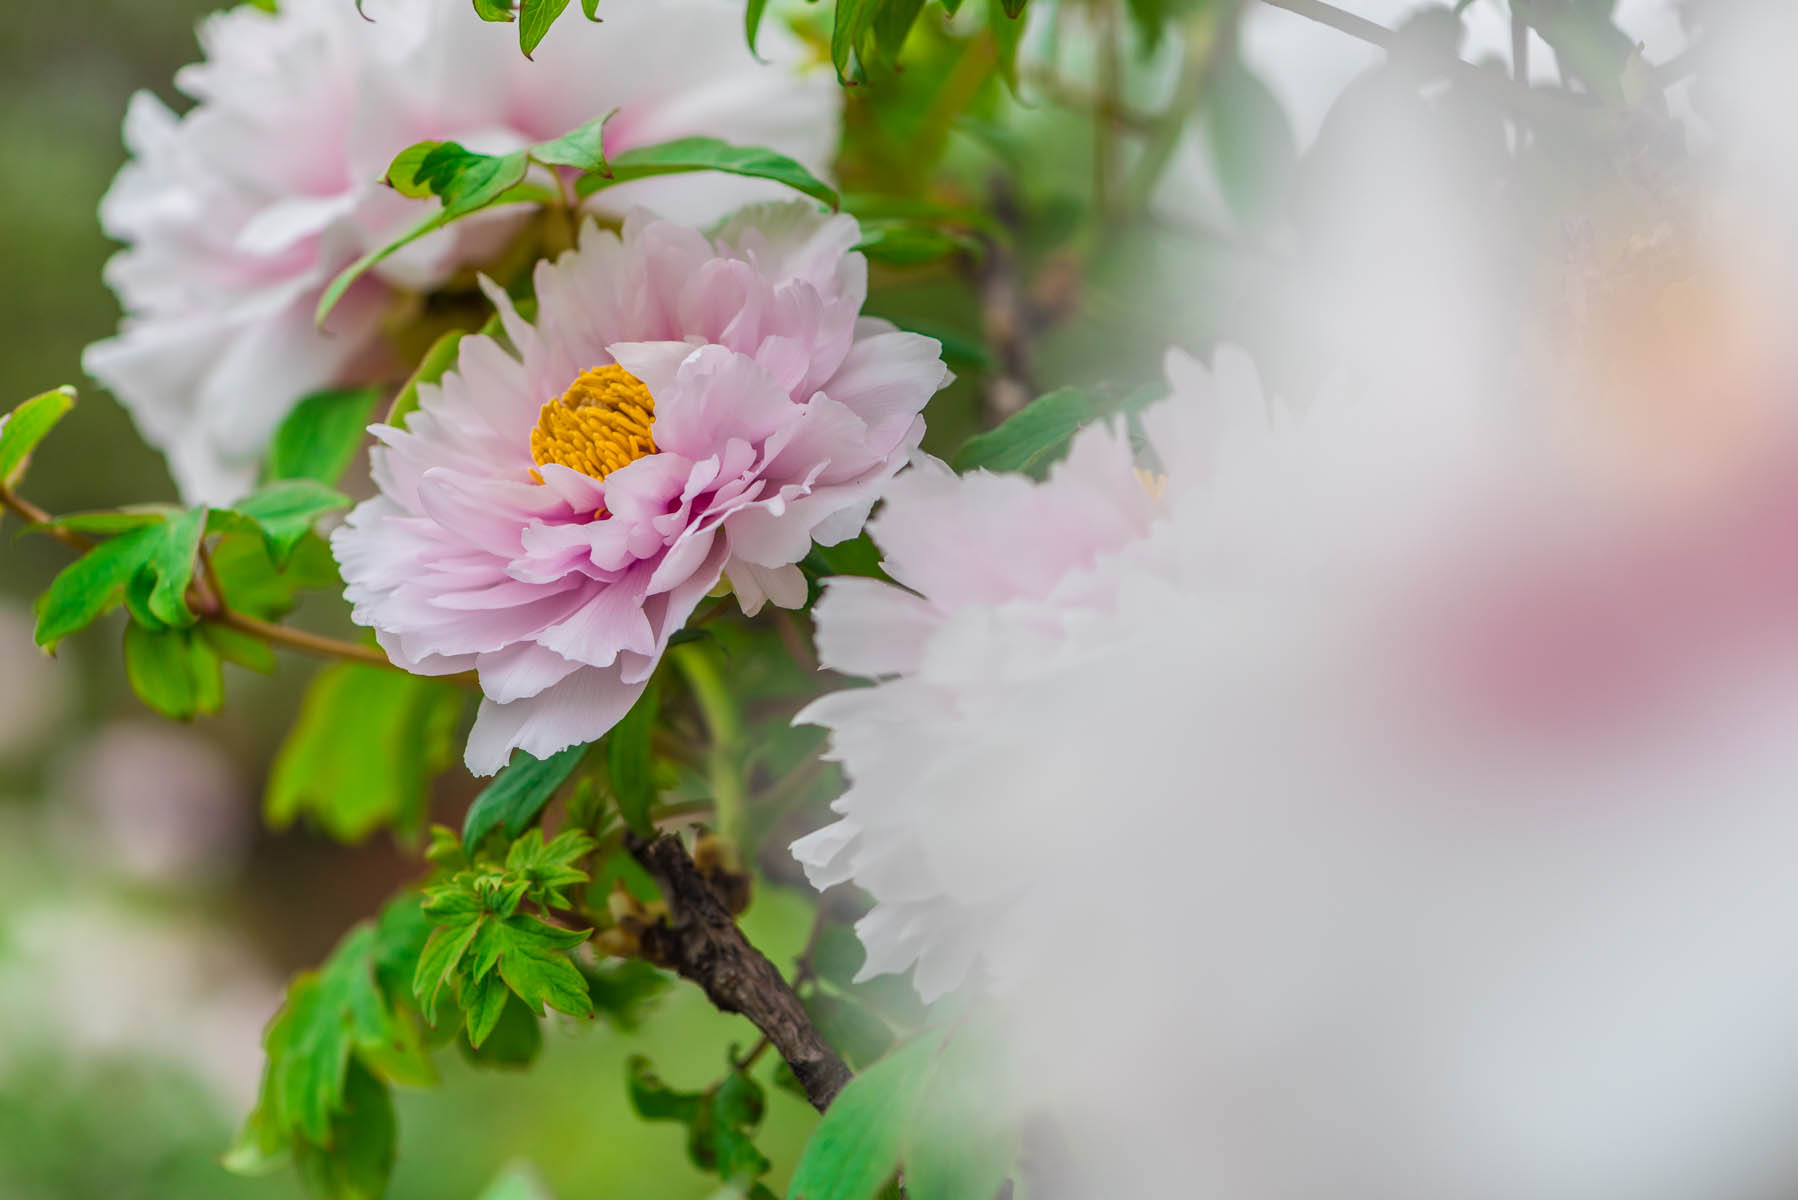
[84,0,839,505]
[334,204,949,774]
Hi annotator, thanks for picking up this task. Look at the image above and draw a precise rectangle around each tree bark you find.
[628,832,854,1112]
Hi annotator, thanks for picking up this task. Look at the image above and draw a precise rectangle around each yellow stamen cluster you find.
[530,364,657,482]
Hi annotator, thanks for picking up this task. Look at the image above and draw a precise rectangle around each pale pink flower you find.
[84,0,839,505]
[334,203,949,774]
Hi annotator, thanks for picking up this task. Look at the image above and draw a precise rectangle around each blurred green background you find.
[0,6,825,1198]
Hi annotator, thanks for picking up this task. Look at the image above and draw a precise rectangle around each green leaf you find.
[580,0,599,18]
[233,478,352,566]
[830,0,879,83]
[518,0,572,56]
[384,140,444,198]
[462,743,590,850]
[200,621,279,675]
[317,147,530,325]
[267,387,379,487]
[803,991,896,1070]
[607,677,659,837]
[233,920,432,1169]
[902,1037,1017,1200]
[141,504,207,628]
[460,990,543,1066]
[786,1032,944,1200]
[0,386,75,487]
[207,527,339,622]
[123,623,223,720]
[953,386,1105,476]
[32,524,163,651]
[267,663,464,843]
[490,914,595,1020]
[472,0,515,20]
[745,0,770,55]
[872,0,926,65]
[578,137,839,210]
[505,826,597,909]
[1202,52,1297,232]
[626,1055,705,1124]
[413,918,483,1027]
[581,959,671,1032]
[855,218,982,266]
[461,970,514,1048]
[290,1059,396,1200]
[528,111,613,172]
[389,329,467,428]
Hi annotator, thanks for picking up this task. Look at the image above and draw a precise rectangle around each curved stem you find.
[214,608,405,671]
[0,487,93,553]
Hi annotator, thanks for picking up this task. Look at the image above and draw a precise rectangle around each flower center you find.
[530,364,657,482]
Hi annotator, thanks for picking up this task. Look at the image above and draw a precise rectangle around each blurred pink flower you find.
[788,349,1263,999]
[334,204,948,774]
[83,0,839,505]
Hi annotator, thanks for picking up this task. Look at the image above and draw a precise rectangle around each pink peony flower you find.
[84,0,839,505]
[333,203,949,774]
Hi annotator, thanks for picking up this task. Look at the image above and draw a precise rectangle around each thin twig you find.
[0,487,93,553]
[214,609,411,671]
[1256,0,1584,124]
[629,832,853,1112]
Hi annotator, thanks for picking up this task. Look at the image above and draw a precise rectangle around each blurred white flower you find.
[84,0,840,505]
[794,332,1798,1198]
[49,721,250,887]
[0,600,71,765]
[0,898,279,1108]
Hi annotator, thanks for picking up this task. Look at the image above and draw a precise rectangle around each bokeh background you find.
[0,7,827,1198]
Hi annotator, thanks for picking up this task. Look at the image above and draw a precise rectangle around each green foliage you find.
[607,677,660,837]
[267,387,379,488]
[627,1057,774,1190]
[134,503,206,628]
[415,833,598,1048]
[785,1027,1017,1200]
[518,0,573,56]
[1202,52,1298,232]
[581,958,672,1032]
[318,144,537,323]
[209,526,342,621]
[266,663,465,843]
[506,827,599,909]
[459,991,545,1067]
[228,914,434,1197]
[576,136,840,209]
[0,386,75,487]
[854,218,983,266]
[953,385,1137,477]
[321,114,836,323]
[232,479,352,565]
[786,1032,944,1200]
[123,622,224,719]
[33,518,174,651]
[462,744,590,851]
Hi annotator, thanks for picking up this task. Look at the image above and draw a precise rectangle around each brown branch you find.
[629,832,853,1112]
[0,487,93,553]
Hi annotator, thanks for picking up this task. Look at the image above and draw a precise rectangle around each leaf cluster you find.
[627,1055,777,1197]
[414,827,600,1048]
[319,113,838,325]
